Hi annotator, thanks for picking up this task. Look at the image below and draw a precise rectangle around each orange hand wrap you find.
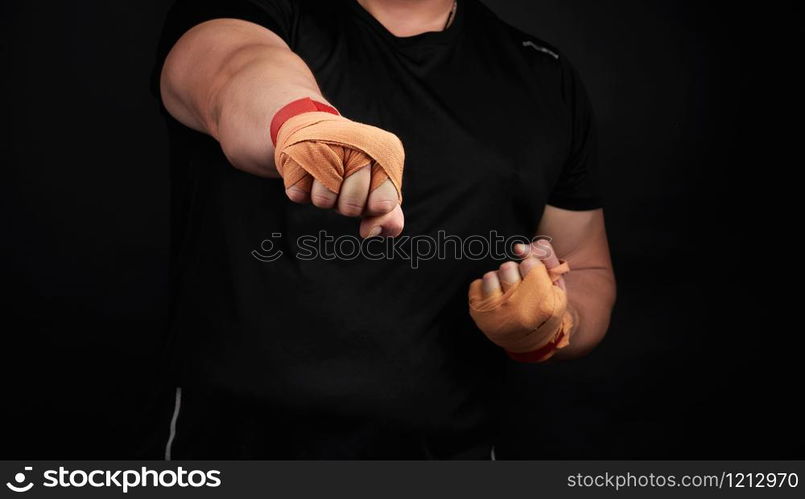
[468,261,574,363]
[273,111,405,201]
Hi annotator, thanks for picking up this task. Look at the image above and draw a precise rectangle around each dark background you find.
[1,1,801,458]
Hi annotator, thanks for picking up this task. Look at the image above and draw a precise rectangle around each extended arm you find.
[160,18,325,177]
[160,18,403,236]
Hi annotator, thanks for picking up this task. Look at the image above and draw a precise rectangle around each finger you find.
[337,164,371,217]
[365,178,399,216]
[518,254,545,279]
[533,239,566,291]
[513,243,533,259]
[285,174,313,204]
[481,271,503,299]
[359,204,405,238]
[285,185,310,204]
[310,179,337,209]
[533,239,560,268]
[498,261,521,292]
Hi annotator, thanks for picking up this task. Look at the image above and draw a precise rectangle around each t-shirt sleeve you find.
[547,58,603,211]
[151,0,297,99]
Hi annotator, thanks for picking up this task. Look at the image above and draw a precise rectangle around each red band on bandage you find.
[270,97,339,145]
[505,329,566,363]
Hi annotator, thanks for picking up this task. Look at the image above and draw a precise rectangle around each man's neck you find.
[356,0,456,37]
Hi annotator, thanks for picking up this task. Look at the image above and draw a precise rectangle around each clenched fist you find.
[468,240,573,362]
[272,99,405,237]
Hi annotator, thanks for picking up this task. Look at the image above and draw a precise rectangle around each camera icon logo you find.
[5,467,34,493]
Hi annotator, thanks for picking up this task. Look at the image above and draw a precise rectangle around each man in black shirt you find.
[155,0,616,459]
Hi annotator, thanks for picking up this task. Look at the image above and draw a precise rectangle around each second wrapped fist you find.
[468,257,573,362]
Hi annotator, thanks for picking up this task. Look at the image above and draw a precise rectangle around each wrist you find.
[504,303,576,363]
[506,317,572,363]
[270,97,339,145]
[551,301,582,360]
[213,83,328,175]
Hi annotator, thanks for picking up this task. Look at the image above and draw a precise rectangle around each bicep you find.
[164,17,290,72]
[157,0,297,96]
[161,19,289,123]
[537,205,612,271]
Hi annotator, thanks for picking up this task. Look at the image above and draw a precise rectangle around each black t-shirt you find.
[154,0,600,457]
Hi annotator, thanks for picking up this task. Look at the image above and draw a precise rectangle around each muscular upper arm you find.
[160,18,290,133]
[537,205,613,274]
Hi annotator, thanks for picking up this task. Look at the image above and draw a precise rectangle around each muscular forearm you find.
[553,266,616,360]
[160,19,327,176]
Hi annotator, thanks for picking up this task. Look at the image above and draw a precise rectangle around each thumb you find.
[515,239,566,291]
[533,239,560,268]
[359,204,405,238]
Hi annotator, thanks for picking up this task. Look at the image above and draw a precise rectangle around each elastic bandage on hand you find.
[273,109,404,201]
[468,261,573,362]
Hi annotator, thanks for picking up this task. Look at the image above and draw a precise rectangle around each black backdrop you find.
[1,1,802,458]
